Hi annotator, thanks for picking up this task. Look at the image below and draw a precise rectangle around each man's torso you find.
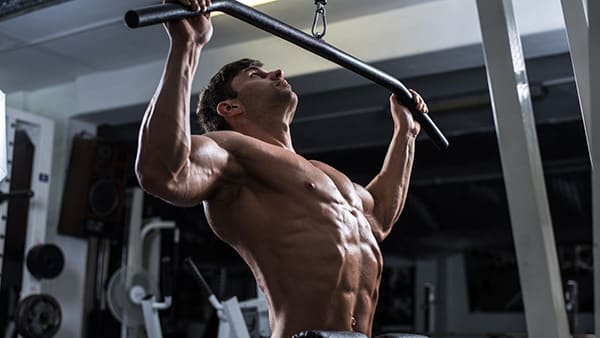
[202,131,384,338]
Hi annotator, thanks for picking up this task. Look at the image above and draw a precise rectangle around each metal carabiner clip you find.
[311,0,327,39]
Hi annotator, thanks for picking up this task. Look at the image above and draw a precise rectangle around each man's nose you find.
[270,69,284,80]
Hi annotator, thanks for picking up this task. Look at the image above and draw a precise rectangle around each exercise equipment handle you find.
[124,0,449,150]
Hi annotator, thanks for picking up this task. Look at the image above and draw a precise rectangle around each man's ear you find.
[216,99,243,117]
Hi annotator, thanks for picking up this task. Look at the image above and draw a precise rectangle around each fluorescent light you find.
[212,0,278,16]
[237,0,279,6]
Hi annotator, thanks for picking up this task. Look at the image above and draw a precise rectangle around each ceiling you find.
[0,0,431,93]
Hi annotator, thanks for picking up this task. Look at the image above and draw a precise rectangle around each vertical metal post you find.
[0,92,11,291]
[221,297,251,338]
[125,188,144,288]
[423,282,435,334]
[0,90,6,182]
[589,0,600,334]
[414,260,438,333]
[141,297,162,338]
[560,0,590,153]
[124,188,145,337]
[475,1,570,338]
[564,280,579,332]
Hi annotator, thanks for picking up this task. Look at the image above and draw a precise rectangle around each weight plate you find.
[15,294,62,338]
[26,244,65,280]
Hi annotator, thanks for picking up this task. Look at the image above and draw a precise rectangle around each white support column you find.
[0,90,4,289]
[0,95,13,291]
[0,90,6,182]
[560,0,590,153]
[475,1,570,338]
[589,0,600,334]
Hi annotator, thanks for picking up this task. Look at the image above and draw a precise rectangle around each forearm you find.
[366,127,417,237]
[136,42,202,185]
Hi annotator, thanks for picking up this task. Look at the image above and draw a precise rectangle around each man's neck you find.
[238,122,295,152]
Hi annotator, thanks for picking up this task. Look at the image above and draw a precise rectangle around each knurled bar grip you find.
[124,0,450,150]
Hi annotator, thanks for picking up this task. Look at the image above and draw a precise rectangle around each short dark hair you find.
[197,58,263,132]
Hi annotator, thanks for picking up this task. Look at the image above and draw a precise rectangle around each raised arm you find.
[136,0,235,206]
[365,90,428,241]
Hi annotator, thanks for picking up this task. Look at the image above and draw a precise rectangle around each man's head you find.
[197,58,297,133]
[197,58,263,132]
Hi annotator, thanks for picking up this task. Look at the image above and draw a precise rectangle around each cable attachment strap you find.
[311,0,327,39]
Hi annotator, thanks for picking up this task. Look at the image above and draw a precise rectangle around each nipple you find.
[305,182,317,190]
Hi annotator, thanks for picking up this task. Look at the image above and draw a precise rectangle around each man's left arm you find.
[365,90,428,242]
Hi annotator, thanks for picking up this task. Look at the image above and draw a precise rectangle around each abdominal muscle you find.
[205,185,383,338]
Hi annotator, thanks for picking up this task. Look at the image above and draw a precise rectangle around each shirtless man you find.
[135,1,428,337]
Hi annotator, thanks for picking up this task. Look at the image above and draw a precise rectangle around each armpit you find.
[352,183,375,214]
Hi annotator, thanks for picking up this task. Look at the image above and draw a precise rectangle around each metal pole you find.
[125,188,144,289]
[423,282,435,334]
[475,1,569,338]
[141,297,164,338]
[0,90,6,183]
[124,0,449,150]
[589,0,600,334]
[0,91,11,291]
[565,280,579,333]
[560,0,590,155]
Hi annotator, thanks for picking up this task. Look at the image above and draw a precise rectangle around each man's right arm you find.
[136,0,234,206]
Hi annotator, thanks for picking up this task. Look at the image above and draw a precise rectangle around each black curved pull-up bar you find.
[125,0,450,149]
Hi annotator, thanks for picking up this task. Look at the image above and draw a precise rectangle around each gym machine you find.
[185,257,270,338]
[107,188,271,338]
[106,188,175,338]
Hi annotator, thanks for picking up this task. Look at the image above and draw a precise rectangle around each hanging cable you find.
[311,0,327,39]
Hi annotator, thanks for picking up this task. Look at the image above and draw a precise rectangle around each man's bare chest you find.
[243,152,361,209]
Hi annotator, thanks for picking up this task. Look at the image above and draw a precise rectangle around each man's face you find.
[229,66,298,122]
